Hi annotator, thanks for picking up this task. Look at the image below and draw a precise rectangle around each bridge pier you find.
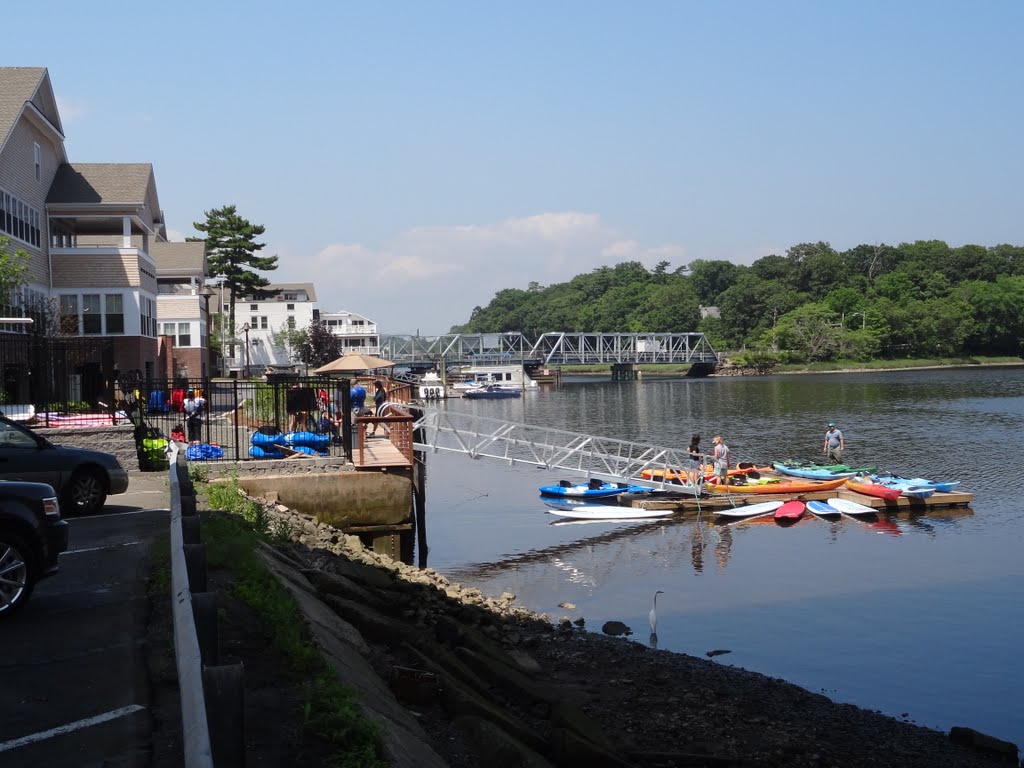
[611,363,641,381]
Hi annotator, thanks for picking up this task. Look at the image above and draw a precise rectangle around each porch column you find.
[122,216,132,247]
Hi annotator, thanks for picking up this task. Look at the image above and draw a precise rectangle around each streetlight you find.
[204,275,228,374]
[241,322,251,378]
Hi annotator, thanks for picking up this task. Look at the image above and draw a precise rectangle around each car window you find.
[0,421,39,449]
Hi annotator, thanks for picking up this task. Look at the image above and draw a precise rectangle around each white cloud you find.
[274,212,689,335]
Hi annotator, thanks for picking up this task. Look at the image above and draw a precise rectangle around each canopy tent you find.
[313,353,396,375]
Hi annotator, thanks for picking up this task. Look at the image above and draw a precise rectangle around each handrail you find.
[168,445,215,768]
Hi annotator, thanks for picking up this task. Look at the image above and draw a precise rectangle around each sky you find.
[6,1,1022,334]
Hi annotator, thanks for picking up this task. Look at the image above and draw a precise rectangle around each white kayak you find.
[547,505,674,520]
[826,497,877,516]
[714,501,784,519]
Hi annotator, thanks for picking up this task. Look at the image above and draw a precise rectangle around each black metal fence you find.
[125,376,356,463]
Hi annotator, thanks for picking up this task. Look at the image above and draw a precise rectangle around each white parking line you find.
[0,704,146,752]
[62,541,145,555]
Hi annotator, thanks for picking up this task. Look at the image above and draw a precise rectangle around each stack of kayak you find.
[772,460,878,480]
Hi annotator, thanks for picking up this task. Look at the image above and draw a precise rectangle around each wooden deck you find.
[355,433,413,469]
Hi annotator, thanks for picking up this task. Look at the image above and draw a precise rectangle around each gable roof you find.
[0,66,65,156]
[250,283,318,302]
[151,241,207,274]
[47,162,156,205]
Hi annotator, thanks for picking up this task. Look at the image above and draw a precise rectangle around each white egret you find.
[649,590,664,634]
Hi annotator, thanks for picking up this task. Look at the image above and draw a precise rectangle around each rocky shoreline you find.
[240,495,1020,767]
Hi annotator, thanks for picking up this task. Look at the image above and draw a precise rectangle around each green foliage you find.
[0,235,30,303]
[193,205,279,339]
[199,512,386,767]
[205,473,270,534]
[298,320,342,368]
[456,238,1024,362]
[252,382,286,425]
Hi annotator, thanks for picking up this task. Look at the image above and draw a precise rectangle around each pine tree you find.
[192,205,279,349]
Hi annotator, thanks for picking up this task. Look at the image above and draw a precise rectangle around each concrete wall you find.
[35,425,140,471]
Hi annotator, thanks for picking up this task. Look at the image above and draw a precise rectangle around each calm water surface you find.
[421,367,1024,747]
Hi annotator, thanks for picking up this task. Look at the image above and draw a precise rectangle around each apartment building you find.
[319,308,380,355]
[231,283,317,374]
[152,240,212,378]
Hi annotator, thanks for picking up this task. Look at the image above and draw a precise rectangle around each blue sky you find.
[7,1,1022,333]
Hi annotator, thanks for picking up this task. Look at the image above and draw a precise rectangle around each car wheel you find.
[63,470,108,515]
[0,531,36,619]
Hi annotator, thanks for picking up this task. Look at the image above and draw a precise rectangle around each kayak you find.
[871,474,961,494]
[865,475,935,499]
[539,480,650,498]
[641,463,771,482]
[845,477,902,500]
[772,461,878,480]
[546,504,674,520]
[705,475,849,495]
[774,500,806,520]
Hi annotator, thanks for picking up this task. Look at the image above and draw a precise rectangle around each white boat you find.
[451,364,537,396]
[417,371,447,400]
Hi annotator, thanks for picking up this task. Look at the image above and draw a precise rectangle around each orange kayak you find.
[705,476,850,495]
[845,478,902,500]
[642,464,772,483]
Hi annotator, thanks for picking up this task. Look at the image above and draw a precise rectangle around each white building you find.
[319,309,380,355]
[229,282,316,374]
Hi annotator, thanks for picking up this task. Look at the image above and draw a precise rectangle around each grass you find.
[196,476,386,768]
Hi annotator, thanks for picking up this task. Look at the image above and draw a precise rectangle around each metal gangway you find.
[412,406,703,496]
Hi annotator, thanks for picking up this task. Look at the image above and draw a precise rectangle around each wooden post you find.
[203,663,245,768]
[414,453,428,568]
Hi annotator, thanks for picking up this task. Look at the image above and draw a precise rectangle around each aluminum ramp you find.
[412,407,702,494]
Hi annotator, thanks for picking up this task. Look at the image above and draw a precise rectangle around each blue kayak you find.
[871,474,961,494]
[539,480,651,498]
[866,475,935,499]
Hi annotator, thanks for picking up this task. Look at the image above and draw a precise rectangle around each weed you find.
[188,464,210,484]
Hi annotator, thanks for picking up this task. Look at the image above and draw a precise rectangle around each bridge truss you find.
[381,332,719,366]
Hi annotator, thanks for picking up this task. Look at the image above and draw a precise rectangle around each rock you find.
[601,621,632,637]
[558,601,576,610]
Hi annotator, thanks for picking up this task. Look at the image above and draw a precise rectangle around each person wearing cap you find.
[823,422,844,463]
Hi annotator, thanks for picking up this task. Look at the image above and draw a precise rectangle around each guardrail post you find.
[191,591,220,666]
[184,543,207,593]
[204,663,246,768]
[181,515,201,545]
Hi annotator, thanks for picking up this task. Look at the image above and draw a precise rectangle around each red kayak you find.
[774,500,806,521]
[846,477,902,501]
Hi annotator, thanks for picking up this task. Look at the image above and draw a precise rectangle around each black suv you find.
[0,481,69,618]
[0,415,129,514]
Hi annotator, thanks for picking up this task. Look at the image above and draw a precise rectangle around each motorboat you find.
[461,384,521,399]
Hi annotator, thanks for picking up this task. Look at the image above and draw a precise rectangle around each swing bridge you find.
[408,406,703,495]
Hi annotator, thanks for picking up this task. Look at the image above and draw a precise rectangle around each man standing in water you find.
[823,422,845,463]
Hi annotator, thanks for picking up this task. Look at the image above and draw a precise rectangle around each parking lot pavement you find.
[0,471,171,768]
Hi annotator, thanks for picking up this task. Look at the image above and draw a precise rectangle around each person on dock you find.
[687,434,702,485]
[823,422,845,463]
[370,380,388,435]
[712,435,730,483]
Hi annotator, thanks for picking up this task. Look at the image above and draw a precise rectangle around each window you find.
[161,322,176,337]
[60,295,79,334]
[250,304,258,311]
[141,297,156,337]
[250,315,258,329]
[105,294,124,334]
[82,294,101,334]
[178,322,192,347]
[0,188,41,247]
[287,316,295,329]
[287,303,295,311]
[260,316,268,329]
[34,143,41,182]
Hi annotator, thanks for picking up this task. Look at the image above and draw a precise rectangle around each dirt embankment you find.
[200,497,1021,768]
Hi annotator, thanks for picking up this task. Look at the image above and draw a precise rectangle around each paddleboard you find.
[826,497,877,516]
[714,501,784,519]
[806,500,840,518]
[774,500,806,520]
[547,505,674,520]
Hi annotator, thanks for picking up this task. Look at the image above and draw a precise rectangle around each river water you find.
[420,366,1024,748]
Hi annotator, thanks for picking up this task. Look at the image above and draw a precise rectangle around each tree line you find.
[455,240,1024,362]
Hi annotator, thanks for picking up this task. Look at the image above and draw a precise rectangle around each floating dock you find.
[625,487,972,516]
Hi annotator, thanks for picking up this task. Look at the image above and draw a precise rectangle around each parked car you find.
[0,481,69,618]
[0,415,129,514]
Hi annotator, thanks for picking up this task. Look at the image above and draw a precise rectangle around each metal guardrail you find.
[168,446,244,767]
[168,446,216,768]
